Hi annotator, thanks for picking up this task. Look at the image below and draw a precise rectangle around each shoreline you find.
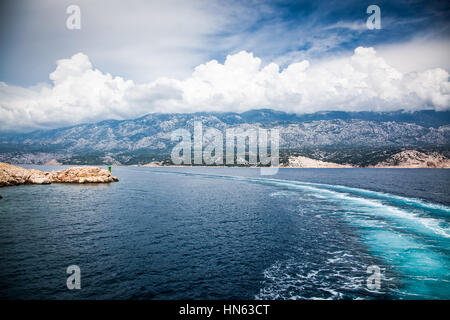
[0,162,119,188]
[16,150,448,169]
[11,164,449,169]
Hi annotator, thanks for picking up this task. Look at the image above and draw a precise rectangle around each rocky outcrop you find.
[282,156,353,168]
[45,167,119,183]
[0,162,50,186]
[372,150,450,168]
[44,159,62,165]
[0,162,118,187]
[142,161,163,167]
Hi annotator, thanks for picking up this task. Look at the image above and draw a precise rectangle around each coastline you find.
[11,164,450,169]
[0,162,119,188]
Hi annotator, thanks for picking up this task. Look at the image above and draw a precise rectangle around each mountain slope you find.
[0,109,449,165]
[372,150,450,168]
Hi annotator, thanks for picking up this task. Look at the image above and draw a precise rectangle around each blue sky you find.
[1,0,449,86]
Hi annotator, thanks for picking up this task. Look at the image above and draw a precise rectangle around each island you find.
[0,162,119,188]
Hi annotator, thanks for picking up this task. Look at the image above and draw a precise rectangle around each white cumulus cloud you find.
[0,47,449,131]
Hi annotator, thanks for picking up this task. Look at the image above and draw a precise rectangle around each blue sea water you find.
[0,167,449,300]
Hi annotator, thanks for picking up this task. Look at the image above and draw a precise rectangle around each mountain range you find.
[1,109,449,166]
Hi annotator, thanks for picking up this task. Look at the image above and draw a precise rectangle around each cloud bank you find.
[0,47,449,131]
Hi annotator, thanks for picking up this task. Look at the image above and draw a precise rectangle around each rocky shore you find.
[370,150,450,168]
[282,156,353,168]
[283,151,450,168]
[0,162,119,187]
[140,150,449,168]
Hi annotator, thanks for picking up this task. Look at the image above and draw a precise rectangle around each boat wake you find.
[147,169,450,299]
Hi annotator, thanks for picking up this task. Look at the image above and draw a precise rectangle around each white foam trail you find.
[331,192,450,239]
[148,170,450,239]
[247,176,450,214]
[144,169,450,299]
[297,181,450,214]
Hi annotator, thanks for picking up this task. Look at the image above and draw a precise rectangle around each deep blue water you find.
[0,167,449,299]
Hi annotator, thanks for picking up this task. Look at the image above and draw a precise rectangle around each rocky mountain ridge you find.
[1,109,449,166]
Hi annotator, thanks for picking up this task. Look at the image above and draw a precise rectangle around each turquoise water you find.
[0,167,449,299]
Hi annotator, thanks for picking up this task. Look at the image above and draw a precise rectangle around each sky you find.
[0,0,449,131]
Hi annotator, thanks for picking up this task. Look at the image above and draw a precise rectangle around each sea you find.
[0,166,449,299]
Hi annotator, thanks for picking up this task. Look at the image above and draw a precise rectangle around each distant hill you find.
[0,109,449,165]
[371,150,450,168]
